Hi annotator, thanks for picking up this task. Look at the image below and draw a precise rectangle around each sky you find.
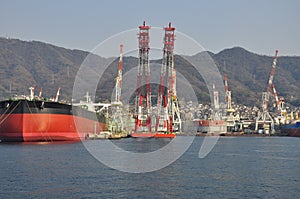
[1,0,300,56]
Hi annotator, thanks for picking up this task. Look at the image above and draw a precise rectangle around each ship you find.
[0,90,106,142]
[130,121,176,138]
[281,120,300,137]
[130,132,176,138]
[193,119,227,135]
[130,132,156,138]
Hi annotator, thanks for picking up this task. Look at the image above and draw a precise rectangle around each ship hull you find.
[194,119,227,133]
[130,132,156,138]
[153,133,176,138]
[130,132,176,138]
[281,121,300,137]
[0,100,105,142]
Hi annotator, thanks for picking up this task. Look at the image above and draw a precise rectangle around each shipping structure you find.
[281,120,300,137]
[255,50,278,134]
[154,22,181,138]
[0,88,107,142]
[131,21,155,138]
[107,44,128,139]
[194,84,226,134]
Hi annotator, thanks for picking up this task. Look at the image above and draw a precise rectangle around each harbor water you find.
[0,137,299,198]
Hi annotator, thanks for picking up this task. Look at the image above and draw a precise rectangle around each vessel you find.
[130,132,156,138]
[281,120,300,137]
[0,98,106,142]
[193,119,227,134]
[130,131,176,138]
[153,132,176,138]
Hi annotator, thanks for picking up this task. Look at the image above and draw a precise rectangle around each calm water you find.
[0,137,299,198]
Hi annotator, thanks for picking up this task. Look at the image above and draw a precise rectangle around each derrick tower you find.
[134,21,152,133]
[156,22,181,133]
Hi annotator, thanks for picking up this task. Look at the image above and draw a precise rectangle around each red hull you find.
[0,113,105,142]
[130,132,176,138]
[130,132,156,138]
[154,133,176,138]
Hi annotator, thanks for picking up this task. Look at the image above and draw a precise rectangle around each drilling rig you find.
[255,50,278,134]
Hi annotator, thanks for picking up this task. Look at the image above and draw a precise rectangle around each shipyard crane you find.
[272,84,279,111]
[255,50,278,134]
[224,74,234,111]
[115,44,123,103]
[54,87,60,102]
[38,87,43,100]
[272,84,287,124]
[29,86,35,100]
[133,21,152,134]
[110,44,124,134]
[223,74,236,131]
[212,83,221,120]
[156,22,181,133]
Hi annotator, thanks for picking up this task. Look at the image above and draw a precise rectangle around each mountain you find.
[0,37,299,106]
[212,47,300,106]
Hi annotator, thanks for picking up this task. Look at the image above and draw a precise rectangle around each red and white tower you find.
[115,44,123,103]
[110,44,124,134]
[134,21,152,134]
[255,50,279,134]
[272,84,279,111]
[272,83,287,124]
[156,22,181,133]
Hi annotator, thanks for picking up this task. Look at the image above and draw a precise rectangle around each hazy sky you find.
[1,0,299,56]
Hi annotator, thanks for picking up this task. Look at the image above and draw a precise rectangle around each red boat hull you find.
[131,132,176,138]
[154,133,176,138]
[0,99,106,142]
[0,113,105,142]
[130,132,156,138]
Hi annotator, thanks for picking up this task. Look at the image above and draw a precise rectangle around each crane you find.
[156,22,181,133]
[54,87,60,102]
[223,74,237,132]
[255,50,278,134]
[110,44,124,134]
[134,21,152,134]
[272,84,287,124]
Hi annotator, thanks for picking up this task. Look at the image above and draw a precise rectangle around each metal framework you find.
[212,83,221,120]
[134,21,152,133]
[155,22,181,133]
[110,44,124,133]
[272,83,287,124]
[255,50,278,133]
